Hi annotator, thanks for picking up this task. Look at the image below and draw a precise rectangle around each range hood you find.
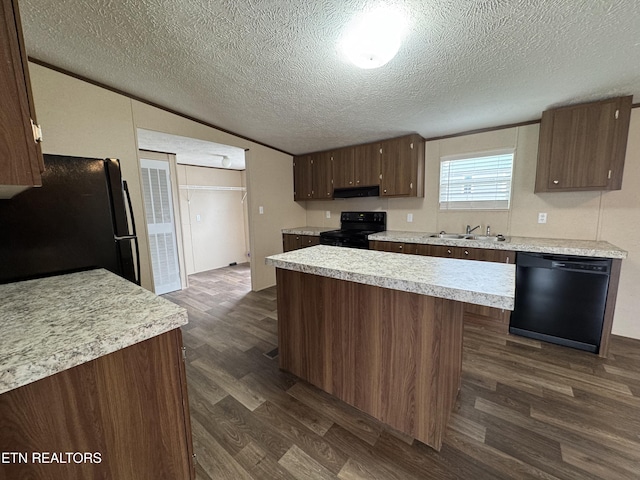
[333,185,380,198]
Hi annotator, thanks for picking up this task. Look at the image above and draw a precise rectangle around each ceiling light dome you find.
[340,5,407,69]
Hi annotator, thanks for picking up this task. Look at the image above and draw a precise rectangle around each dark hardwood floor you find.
[164,264,640,480]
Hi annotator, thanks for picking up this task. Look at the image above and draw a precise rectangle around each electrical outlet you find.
[538,212,547,224]
[407,213,413,223]
[259,206,264,214]
[325,211,331,219]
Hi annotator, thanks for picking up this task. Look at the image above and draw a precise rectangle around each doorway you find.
[139,155,182,294]
[136,130,250,290]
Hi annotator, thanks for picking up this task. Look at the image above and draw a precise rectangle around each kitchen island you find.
[0,269,194,480]
[266,245,514,450]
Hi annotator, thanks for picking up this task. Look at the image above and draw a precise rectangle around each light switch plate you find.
[538,212,547,224]
[196,214,201,222]
[259,206,264,214]
[325,211,331,219]
[407,213,413,223]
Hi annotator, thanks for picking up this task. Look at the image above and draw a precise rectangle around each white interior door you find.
[140,158,181,294]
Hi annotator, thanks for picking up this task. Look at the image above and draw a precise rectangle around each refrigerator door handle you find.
[115,235,137,241]
[123,180,141,286]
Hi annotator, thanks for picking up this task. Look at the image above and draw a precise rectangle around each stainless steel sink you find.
[463,234,506,242]
[429,233,467,239]
[429,233,506,242]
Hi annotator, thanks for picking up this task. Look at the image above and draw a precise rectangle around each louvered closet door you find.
[140,158,181,294]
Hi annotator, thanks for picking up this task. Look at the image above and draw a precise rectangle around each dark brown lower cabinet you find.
[282,234,320,252]
[369,240,417,254]
[0,329,194,480]
[370,241,514,333]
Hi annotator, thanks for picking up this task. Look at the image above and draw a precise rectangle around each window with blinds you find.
[439,151,514,210]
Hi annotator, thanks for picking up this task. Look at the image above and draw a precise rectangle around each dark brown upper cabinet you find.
[0,0,44,199]
[332,144,381,189]
[535,96,632,192]
[353,142,381,187]
[293,154,313,200]
[311,151,333,199]
[332,146,355,189]
[293,133,424,201]
[380,134,425,197]
[293,151,333,201]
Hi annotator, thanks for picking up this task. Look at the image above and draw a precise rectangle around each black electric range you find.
[319,212,386,249]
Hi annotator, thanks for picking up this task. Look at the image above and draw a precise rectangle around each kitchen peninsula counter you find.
[266,245,515,450]
[0,268,187,394]
[0,269,194,479]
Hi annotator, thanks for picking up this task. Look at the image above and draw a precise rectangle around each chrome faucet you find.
[466,224,480,234]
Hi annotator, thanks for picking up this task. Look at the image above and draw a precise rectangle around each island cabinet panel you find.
[535,96,632,192]
[276,268,463,450]
[0,329,194,480]
[0,0,44,198]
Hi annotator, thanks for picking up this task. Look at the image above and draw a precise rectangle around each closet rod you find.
[179,185,246,192]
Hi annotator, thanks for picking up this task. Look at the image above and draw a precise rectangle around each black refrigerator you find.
[0,154,139,285]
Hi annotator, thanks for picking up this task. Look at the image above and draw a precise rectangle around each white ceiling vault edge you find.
[137,129,246,170]
[21,0,640,155]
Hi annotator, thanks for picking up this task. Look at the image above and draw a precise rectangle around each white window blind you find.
[439,151,514,210]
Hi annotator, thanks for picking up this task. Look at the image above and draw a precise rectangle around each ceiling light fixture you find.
[340,5,407,69]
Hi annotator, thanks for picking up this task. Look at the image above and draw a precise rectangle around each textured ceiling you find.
[20,0,640,155]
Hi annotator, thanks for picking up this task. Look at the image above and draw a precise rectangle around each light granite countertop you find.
[369,231,628,259]
[282,226,335,236]
[266,245,514,310]
[0,269,187,395]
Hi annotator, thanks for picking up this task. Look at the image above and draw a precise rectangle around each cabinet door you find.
[293,155,313,201]
[465,247,512,264]
[369,240,391,252]
[421,244,458,258]
[332,147,355,189]
[535,96,632,192]
[283,234,302,252]
[311,151,333,199]
[380,135,424,197]
[301,235,320,248]
[354,142,381,187]
[0,0,44,198]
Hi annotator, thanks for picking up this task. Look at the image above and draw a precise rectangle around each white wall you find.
[29,62,304,292]
[305,114,640,340]
[176,164,248,274]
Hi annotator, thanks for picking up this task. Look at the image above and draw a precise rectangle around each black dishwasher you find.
[509,252,612,353]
